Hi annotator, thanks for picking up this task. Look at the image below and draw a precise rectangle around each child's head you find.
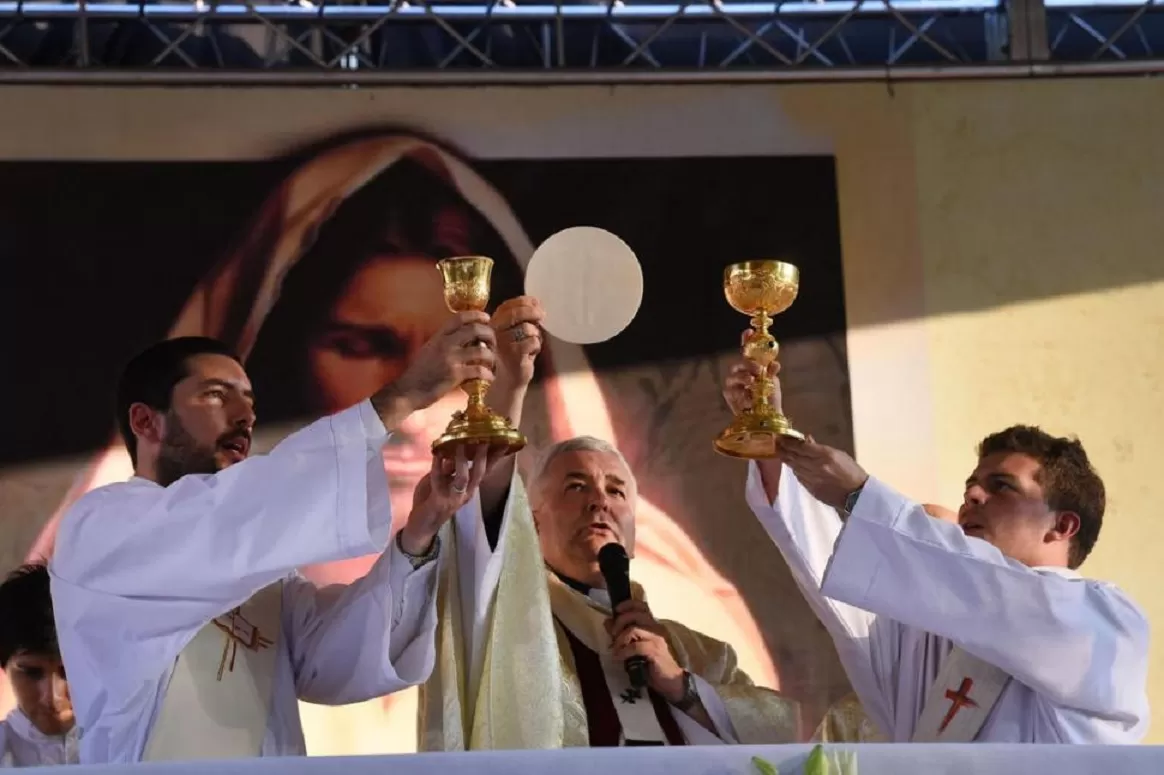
[0,565,72,735]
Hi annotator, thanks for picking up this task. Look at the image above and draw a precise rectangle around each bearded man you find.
[50,320,494,764]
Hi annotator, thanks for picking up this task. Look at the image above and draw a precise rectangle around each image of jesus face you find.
[306,255,464,501]
[243,163,519,585]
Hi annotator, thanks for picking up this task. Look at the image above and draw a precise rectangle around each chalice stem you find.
[751,373,774,414]
[464,378,489,416]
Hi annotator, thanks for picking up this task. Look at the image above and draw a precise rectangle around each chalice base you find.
[432,407,527,458]
[714,411,804,459]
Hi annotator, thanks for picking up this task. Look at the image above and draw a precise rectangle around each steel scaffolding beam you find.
[0,0,1160,80]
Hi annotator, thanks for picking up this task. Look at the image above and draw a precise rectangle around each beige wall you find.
[911,79,1164,741]
[0,76,1160,741]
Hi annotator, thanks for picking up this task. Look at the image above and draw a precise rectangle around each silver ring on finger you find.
[451,481,468,495]
[512,327,528,342]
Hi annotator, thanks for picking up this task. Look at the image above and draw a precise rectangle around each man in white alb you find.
[50,313,498,764]
[724,358,1149,744]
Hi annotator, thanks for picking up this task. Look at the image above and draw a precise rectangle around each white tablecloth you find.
[33,745,1164,775]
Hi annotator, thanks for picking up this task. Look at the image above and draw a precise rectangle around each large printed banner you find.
[0,131,852,753]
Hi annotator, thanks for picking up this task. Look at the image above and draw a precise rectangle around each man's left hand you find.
[778,437,869,512]
[490,295,544,390]
[606,600,686,704]
[400,445,491,555]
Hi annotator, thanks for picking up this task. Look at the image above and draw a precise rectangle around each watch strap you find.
[395,531,441,569]
[672,670,700,712]
[842,481,867,519]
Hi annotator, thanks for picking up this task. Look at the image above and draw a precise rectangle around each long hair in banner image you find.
[0,130,851,752]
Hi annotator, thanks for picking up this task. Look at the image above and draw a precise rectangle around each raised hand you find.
[486,296,543,430]
[722,358,783,416]
[372,311,497,427]
[399,445,491,555]
[490,296,544,390]
[778,437,868,513]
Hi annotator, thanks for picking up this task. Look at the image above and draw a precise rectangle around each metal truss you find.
[0,0,1161,81]
[1045,0,1164,59]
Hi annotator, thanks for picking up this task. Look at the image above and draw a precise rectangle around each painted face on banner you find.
[308,256,458,489]
[304,204,476,499]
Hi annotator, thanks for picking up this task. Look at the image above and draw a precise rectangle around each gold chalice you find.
[431,256,527,457]
[714,260,804,459]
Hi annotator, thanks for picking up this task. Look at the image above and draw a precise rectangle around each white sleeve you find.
[824,475,1151,718]
[285,539,440,705]
[51,401,394,638]
[672,675,737,744]
[744,462,903,737]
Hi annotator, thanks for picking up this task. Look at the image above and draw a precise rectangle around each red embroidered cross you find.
[938,677,979,733]
[212,608,274,681]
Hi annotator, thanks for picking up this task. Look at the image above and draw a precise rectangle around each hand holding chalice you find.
[431,256,527,457]
[714,260,804,459]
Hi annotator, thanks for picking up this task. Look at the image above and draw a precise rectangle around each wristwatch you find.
[841,482,866,520]
[396,531,442,570]
[672,670,700,713]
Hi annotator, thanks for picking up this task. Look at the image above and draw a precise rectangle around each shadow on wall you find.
[909,79,1164,322]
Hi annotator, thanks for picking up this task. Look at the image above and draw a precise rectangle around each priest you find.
[724,358,1149,743]
[418,297,799,749]
[50,314,496,764]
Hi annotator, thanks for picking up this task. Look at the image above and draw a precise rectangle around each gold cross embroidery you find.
[212,608,274,681]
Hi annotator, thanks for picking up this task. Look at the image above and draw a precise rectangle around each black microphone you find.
[597,542,649,691]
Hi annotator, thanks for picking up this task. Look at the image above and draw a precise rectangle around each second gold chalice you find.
[714,260,804,459]
[431,256,527,457]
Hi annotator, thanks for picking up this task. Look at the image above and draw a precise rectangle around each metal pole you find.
[1007,0,1051,60]
[0,1,1006,21]
[0,59,1161,85]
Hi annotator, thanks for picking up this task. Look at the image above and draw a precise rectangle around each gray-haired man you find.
[418,431,800,749]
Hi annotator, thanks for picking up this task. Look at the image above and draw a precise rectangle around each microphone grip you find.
[626,655,649,689]
[597,544,650,692]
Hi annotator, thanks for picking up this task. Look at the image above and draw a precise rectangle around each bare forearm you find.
[479,460,515,526]
[658,671,718,737]
[756,459,782,504]
[398,520,442,556]
[479,382,527,520]
[369,383,423,432]
[487,382,527,430]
